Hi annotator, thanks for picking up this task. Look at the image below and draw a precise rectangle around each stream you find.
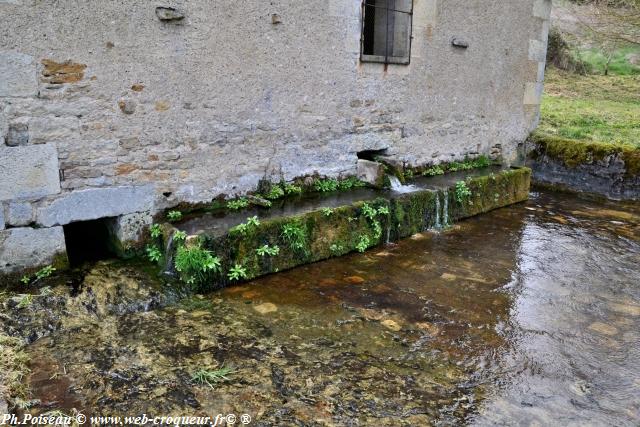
[2,189,639,426]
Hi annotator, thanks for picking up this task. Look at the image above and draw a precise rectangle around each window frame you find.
[360,0,414,66]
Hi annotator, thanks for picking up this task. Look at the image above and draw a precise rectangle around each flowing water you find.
[2,190,639,425]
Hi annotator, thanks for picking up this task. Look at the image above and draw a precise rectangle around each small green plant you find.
[35,265,55,281]
[356,235,371,253]
[337,176,366,191]
[175,245,221,286]
[256,245,280,257]
[377,206,390,216]
[472,155,492,168]
[404,169,414,179]
[173,230,187,243]
[314,178,339,192]
[20,275,30,285]
[330,244,344,254]
[231,216,261,235]
[150,224,163,239]
[361,203,378,221]
[227,264,248,281]
[423,165,445,177]
[17,294,33,309]
[227,198,249,210]
[167,210,183,222]
[192,365,237,389]
[146,245,163,263]
[39,286,53,297]
[283,183,302,195]
[321,207,334,217]
[455,181,472,203]
[281,222,307,252]
[265,185,285,200]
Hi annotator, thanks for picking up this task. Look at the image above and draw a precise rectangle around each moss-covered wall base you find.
[158,168,531,291]
[528,134,640,201]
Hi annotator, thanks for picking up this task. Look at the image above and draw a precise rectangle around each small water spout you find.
[388,176,419,194]
[385,224,391,245]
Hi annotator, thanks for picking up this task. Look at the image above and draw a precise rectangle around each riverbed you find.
[2,189,639,425]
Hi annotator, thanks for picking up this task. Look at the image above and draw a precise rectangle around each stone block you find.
[6,201,33,226]
[0,226,67,274]
[37,185,155,227]
[533,0,552,20]
[0,52,37,97]
[109,211,153,246]
[529,39,547,62]
[357,159,386,188]
[0,144,61,201]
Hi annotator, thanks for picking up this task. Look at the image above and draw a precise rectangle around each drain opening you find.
[63,217,118,266]
[357,148,388,161]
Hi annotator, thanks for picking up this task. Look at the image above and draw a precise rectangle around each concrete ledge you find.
[157,167,531,290]
[528,134,640,200]
[0,226,68,274]
[37,185,155,227]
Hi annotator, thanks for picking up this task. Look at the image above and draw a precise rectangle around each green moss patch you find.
[531,132,640,176]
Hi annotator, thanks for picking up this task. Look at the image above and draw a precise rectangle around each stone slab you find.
[0,51,37,97]
[0,144,61,201]
[37,185,155,227]
[6,201,33,226]
[0,226,67,273]
[357,159,385,187]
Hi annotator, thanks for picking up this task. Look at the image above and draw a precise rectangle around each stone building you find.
[0,0,551,274]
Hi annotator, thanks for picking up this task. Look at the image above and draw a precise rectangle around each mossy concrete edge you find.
[158,168,531,290]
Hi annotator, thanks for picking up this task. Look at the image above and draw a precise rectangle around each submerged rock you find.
[253,302,278,314]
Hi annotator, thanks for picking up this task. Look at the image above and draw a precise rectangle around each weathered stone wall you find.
[0,0,550,273]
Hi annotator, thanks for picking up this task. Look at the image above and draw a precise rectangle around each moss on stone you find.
[161,168,531,291]
[531,132,640,177]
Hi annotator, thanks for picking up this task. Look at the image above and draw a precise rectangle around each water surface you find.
[4,190,639,425]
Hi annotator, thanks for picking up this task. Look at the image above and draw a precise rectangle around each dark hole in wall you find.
[63,218,117,267]
[357,148,389,161]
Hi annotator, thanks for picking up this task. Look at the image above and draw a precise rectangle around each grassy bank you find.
[539,67,640,148]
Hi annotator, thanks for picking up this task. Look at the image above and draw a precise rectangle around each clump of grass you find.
[338,176,366,190]
[0,333,30,408]
[330,244,344,255]
[167,210,183,222]
[227,264,248,281]
[281,221,308,253]
[423,165,445,177]
[356,235,371,253]
[173,230,187,243]
[227,198,249,210]
[321,207,334,217]
[314,178,339,192]
[150,224,163,239]
[256,245,280,257]
[230,216,261,235]
[174,244,222,286]
[146,245,163,263]
[455,181,472,203]
[283,183,303,195]
[192,365,237,388]
[264,185,285,200]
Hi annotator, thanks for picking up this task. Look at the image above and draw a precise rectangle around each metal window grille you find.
[361,0,414,65]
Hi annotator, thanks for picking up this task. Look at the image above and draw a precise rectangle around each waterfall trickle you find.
[388,176,419,194]
[442,190,449,228]
[163,234,177,277]
[434,194,441,229]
